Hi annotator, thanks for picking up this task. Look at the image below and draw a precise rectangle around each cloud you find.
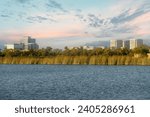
[15,0,30,4]
[0,14,10,18]
[111,3,150,24]
[73,1,150,39]
[26,15,56,23]
[87,14,105,28]
[46,0,67,12]
[75,13,106,28]
[14,0,68,13]
[0,30,26,43]
[107,2,150,38]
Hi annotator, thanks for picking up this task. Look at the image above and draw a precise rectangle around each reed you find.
[0,56,150,65]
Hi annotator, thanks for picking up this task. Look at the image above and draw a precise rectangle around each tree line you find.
[0,45,149,57]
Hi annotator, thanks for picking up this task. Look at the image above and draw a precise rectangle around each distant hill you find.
[85,41,109,47]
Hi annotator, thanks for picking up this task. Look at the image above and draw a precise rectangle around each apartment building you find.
[122,40,130,49]
[110,40,123,49]
[130,39,143,49]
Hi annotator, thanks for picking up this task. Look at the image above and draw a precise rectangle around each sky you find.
[0,0,150,48]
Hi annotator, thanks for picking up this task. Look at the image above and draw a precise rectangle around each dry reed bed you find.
[0,56,150,65]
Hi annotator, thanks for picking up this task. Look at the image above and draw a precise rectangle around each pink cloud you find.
[130,12,150,25]
[21,20,88,39]
[0,22,88,41]
[128,12,150,36]
[30,31,87,39]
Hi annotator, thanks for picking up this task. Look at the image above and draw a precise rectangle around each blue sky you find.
[0,0,150,48]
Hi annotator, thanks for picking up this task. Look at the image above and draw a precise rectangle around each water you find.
[0,65,150,100]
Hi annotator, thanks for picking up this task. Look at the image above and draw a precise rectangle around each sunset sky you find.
[0,0,150,48]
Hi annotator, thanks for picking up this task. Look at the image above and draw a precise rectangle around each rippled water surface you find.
[0,65,150,100]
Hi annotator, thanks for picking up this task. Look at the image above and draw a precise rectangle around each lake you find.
[0,65,150,100]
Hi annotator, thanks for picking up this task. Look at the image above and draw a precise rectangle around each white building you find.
[130,39,143,49]
[110,40,123,49]
[4,43,23,50]
[83,46,95,50]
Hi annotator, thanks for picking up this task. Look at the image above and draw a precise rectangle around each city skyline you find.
[3,37,145,50]
[0,0,150,48]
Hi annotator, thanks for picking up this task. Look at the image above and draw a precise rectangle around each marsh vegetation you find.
[0,46,150,65]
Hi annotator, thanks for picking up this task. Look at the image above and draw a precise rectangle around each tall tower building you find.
[20,36,39,50]
[130,39,143,49]
[110,40,123,49]
[122,40,130,49]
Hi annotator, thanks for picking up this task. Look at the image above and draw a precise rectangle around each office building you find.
[122,40,130,49]
[4,43,23,50]
[4,36,39,51]
[20,36,39,50]
[130,39,143,49]
[110,40,123,49]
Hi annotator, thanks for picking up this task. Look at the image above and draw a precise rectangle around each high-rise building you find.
[130,39,143,49]
[4,36,39,51]
[110,40,123,49]
[122,40,130,49]
[20,36,39,50]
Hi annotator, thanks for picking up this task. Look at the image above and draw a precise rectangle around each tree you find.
[132,45,149,55]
